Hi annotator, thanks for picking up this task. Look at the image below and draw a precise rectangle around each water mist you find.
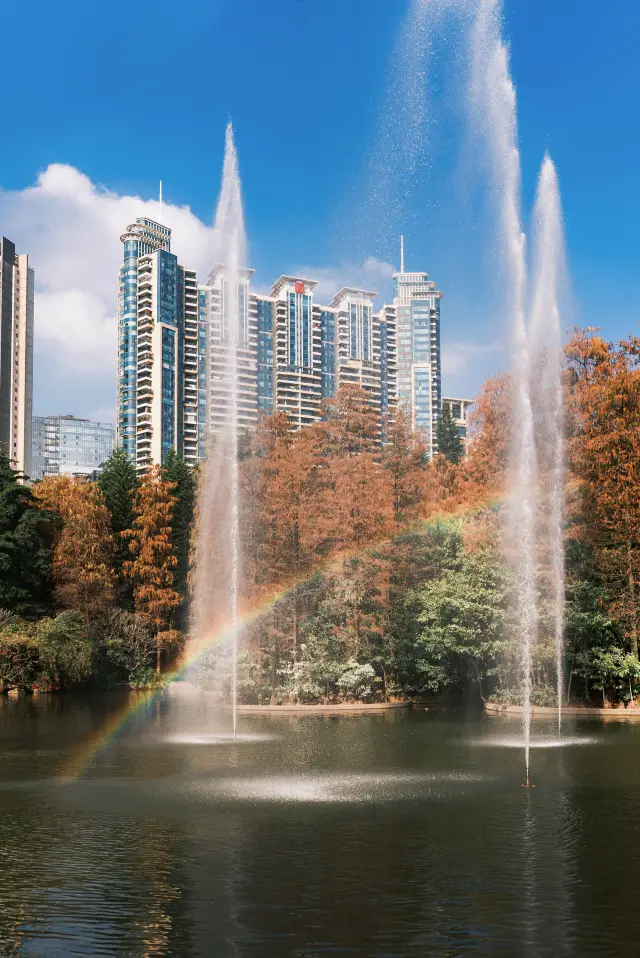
[529,155,566,735]
[190,123,247,738]
[469,0,538,781]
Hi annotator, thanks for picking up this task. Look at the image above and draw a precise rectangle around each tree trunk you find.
[156,637,162,675]
[627,540,638,659]
[566,665,573,704]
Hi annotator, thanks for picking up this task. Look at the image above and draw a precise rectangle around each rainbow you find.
[58,579,301,782]
[58,503,493,782]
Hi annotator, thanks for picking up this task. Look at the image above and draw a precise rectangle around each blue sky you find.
[1,0,639,418]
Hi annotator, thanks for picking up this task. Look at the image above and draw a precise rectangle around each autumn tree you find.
[33,476,116,619]
[566,329,640,658]
[319,385,395,655]
[124,465,181,672]
[383,409,427,528]
[464,373,512,494]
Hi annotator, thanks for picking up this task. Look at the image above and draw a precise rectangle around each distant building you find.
[0,237,34,476]
[198,270,398,439]
[392,240,442,458]
[442,397,474,452]
[31,415,115,480]
[116,218,201,470]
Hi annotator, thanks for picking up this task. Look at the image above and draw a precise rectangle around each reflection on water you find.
[2,697,640,956]
[473,735,600,749]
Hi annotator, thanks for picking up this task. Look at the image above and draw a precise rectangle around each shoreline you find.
[236,701,412,715]
[485,701,640,719]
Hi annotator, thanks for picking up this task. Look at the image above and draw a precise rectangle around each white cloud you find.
[292,256,395,304]
[0,164,216,421]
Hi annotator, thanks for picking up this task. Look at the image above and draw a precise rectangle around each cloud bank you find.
[0,165,216,422]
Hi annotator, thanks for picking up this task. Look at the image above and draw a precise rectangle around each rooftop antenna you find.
[159,180,163,224]
[400,234,405,273]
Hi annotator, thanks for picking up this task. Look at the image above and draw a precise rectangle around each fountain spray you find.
[190,123,246,738]
[469,0,537,785]
[530,155,566,738]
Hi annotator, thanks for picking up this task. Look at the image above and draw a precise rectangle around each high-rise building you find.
[31,415,115,480]
[117,218,201,470]
[392,241,442,457]
[199,271,398,440]
[0,238,34,476]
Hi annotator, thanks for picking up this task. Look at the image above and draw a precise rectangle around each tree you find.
[415,544,512,696]
[161,449,196,619]
[0,609,93,692]
[33,477,116,619]
[383,409,427,527]
[436,402,464,464]
[0,451,55,617]
[124,465,181,672]
[566,329,640,659]
[99,446,138,604]
[464,373,512,493]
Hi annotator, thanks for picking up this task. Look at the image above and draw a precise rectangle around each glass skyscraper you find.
[116,218,200,469]
[31,415,115,480]
[392,263,442,457]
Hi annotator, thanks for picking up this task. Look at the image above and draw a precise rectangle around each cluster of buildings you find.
[0,220,472,482]
[115,217,470,470]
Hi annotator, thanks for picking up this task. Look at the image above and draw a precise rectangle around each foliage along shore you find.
[2,328,640,707]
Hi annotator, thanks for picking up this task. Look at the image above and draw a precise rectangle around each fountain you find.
[530,156,566,736]
[189,123,247,738]
[468,0,566,780]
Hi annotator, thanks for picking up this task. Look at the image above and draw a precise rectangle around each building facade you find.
[392,260,442,457]
[117,218,201,470]
[198,270,399,441]
[0,238,34,476]
[31,415,115,480]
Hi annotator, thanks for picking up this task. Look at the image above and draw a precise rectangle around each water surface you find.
[1,694,639,956]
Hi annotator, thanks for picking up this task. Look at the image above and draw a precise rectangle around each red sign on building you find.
[294,281,304,294]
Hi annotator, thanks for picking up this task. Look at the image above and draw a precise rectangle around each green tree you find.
[0,451,55,617]
[161,449,196,619]
[415,545,512,696]
[99,447,138,604]
[34,611,94,689]
[436,402,464,464]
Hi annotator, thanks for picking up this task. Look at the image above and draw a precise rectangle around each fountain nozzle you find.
[521,775,535,789]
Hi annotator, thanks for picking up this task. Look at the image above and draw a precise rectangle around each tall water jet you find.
[529,155,566,734]
[469,0,537,782]
[190,123,247,738]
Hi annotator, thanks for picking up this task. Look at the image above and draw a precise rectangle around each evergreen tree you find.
[0,451,56,616]
[98,447,138,606]
[99,446,138,535]
[436,402,464,464]
[161,450,196,618]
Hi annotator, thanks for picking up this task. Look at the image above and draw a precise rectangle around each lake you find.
[1,692,639,957]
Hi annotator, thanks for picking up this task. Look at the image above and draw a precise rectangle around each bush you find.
[90,609,156,684]
[34,611,93,689]
[337,661,380,701]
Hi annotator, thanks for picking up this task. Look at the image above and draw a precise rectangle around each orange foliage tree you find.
[464,373,512,494]
[33,476,116,619]
[124,465,182,672]
[566,328,640,658]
